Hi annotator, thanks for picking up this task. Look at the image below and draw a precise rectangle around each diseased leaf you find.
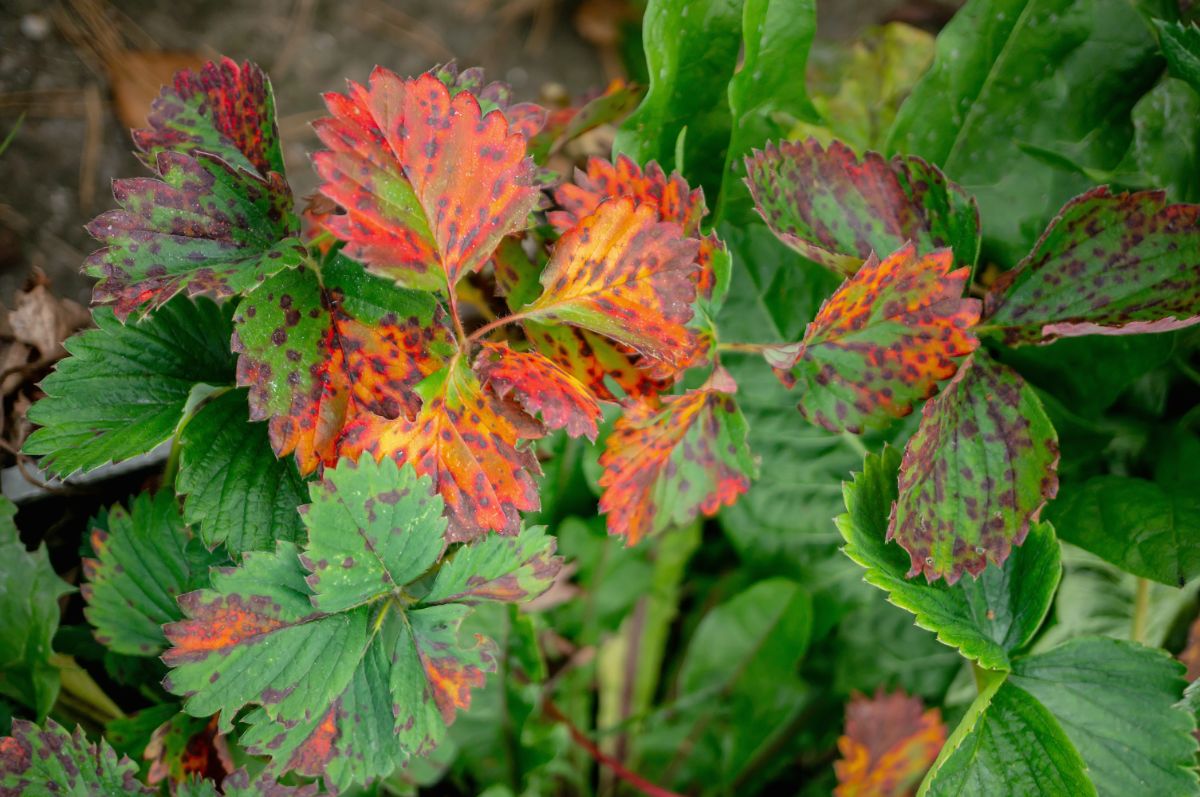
[1156,20,1200,98]
[175,768,322,797]
[177,389,308,555]
[423,524,560,605]
[0,719,153,796]
[313,69,538,292]
[0,499,72,719]
[834,689,945,797]
[430,61,548,141]
[983,188,1200,344]
[144,714,232,786]
[773,242,979,434]
[598,370,755,543]
[891,352,1059,583]
[82,490,225,657]
[839,448,1061,671]
[25,296,236,478]
[746,139,980,275]
[524,322,671,402]
[474,341,602,441]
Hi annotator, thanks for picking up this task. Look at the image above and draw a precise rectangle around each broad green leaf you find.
[0,719,153,796]
[983,188,1200,344]
[423,525,560,605]
[839,448,1061,671]
[1009,637,1199,797]
[177,388,307,555]
[82,490,225,657]
[0,499,72,719]
[1124,78,1200,203]
[892,351,1059,582]
[1157,20,1200,96]
[888,0,1163,268]
[25,296,236,478]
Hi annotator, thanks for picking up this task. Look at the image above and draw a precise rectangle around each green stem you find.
[1132,577,1151,644]
[467,311,531,344]
[162,433,183,486]
[715,341,777,354]
[840,430,869,457]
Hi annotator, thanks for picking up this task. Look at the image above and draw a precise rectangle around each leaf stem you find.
[467,311,531,344]
[447,290,470,348]
[715,341,776,354]
[1132,577,1150,644]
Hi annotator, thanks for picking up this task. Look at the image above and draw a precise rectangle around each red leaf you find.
[834,689,946,797]
[524,322,672,402]
[475,341,602,440]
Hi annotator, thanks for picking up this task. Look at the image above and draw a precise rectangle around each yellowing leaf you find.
[834,689,945,797]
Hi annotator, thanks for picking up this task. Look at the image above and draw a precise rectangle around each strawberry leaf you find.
[774,242,980,433]
[25,297,236,478]
[423,524,560,605]
[177,768,323,797]
[833,689,945,797]
[144,714,232,786]
[891,352,1059,583]
[82,490,225,658]
[0,719,153,796]
[983,188,1200,344]
[313,69,539,292]
[745,139,980,275]
[598,371,755,543]
[475,341,602,440]
[429,62,548,140]
[1156,20,1200,96]
[177,389,308,555]
[524,322,671,402]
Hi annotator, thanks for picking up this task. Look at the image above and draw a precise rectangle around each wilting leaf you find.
[745,139,979,275]
[25,296,236,478]
[524,198,699,368]
[313,69,538,292]
[599,369,755,543]
[525,322,670,402]
[0,719,153,796]
[163,456,558,790]
[339,358,541,541]
[772,242,979,433]
[0,499,72,719]
[891,352,1058,583]
[474,341,602,441]
[840,449,1061,671]
[83,491,225,658]
[983,188,1200,344]
[132,58,286,180]
[833,689,945,797]
[1155,20,1200,98]
[144,714,232,786]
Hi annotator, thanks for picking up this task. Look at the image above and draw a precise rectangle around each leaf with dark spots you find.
[144,713,233,786]
[85,150,305,319]
[339,358,542,541]
[524,197,700,368]
[891,351,1059,583]
[598,369,756,543]
[423,524,561,605]
[175,767,322,797]
[474,341,603,440]
[429,61,548,141]
[983,187,1200,344]
[524,321,673,402]
[745,138,980,275]
[0,719,154,796]
[313,68,539,293]
[833,688,945,797]
[775,242,980,434]
[132,57,287,181]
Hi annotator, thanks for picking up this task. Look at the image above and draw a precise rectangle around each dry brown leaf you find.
[834,688,946,797]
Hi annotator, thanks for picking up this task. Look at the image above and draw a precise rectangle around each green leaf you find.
[177,388,307,556]
[888,0,1163,267]
[1156,20,1200,97]
[0,718,153,796]
[839,447,1061,670]
[25,296,236,478]
[0,499,72,719]
[176,769,323,797]
[1123,77,1200,203]
[424,526,561,605]
[892,351,1059,583]
[1009,637,1199,797]
[82,490,225,657]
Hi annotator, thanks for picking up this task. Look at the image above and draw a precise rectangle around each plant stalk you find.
[1132,577,1151,644]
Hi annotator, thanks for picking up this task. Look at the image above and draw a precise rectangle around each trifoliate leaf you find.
[474,341,602,441]
[25,296,236,478]
[839,448,1061,671]
[0,499,72,719]
[313,69,538,292]
[177,388,308,555]
[598,369,755,543]
[0,719,153,796]
[983,188,1200,344]
[82,490,226,657]
[745,139,980,275]
[891,351,1059,583]
[772,242,979,434]
[834,689,945,797]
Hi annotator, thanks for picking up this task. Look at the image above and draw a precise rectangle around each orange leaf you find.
[475,341,602,440]
[834,689,946,797]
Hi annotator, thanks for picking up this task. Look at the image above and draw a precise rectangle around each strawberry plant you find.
[4,0,1200,795]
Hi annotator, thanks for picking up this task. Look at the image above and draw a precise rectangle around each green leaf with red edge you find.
[132,58,286,181]
[834,688,946,797]
[598,369,756,543]
[313,68,539,293]
[429,62,548,140]
[339,358,542,541]
[773,242,980,433]
[82,490,227,657]
[745,138,980,276]
[524,321,672,402]
[474,341,602,441]
[982,187,1200,345]
[891,351,1059,584]
[232,253,453,474]
[524,197,700,368]
[423,524,560,605]
[161,455,557,791]
[0,719,154,796]
[85,150,304,319]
